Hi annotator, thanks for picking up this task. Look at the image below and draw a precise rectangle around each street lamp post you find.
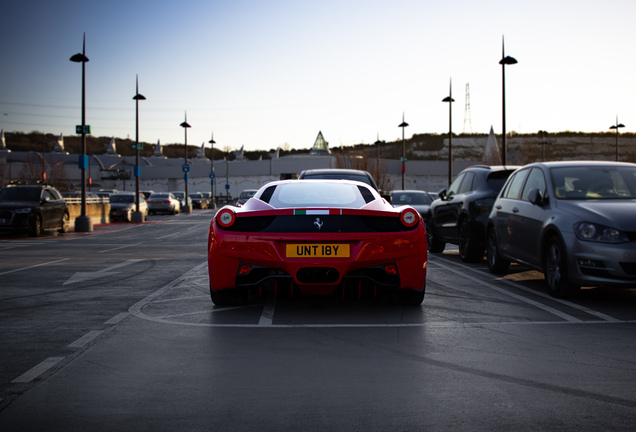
[398,113,409,190]
[225,146,230,203]
[538,132,551,162]
[208,133,216,209]
[180,113,191,213]
[609,117,625,161]
[442,79,455,186]
[374,133,382,185]
[499,36,517,166]
[40,141,47,182]
[70,33,93,232]
[131,75,146,223]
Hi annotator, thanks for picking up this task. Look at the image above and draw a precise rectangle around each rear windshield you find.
[486,170,516,192]
[392,192,432,205]
[110,195,134,203]
[0,187,41,202]
[260,182,374,208]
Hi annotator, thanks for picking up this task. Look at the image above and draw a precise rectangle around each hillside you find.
[2,130,636,164]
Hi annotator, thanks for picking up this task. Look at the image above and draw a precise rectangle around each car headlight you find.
[15,208,32,214]
[574,222,629,243]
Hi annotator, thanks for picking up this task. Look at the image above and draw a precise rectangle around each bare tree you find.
[334,147,391,192]
[18,153,43,184]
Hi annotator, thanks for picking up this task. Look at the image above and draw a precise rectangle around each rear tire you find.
[487,228,510,274]
[544,236,578,298]
[29,214,42,237]
[211,288,249,306]
[389,289,425,306]
[58,212,70,234]
[458,218,483,263]
[426,218,445,253]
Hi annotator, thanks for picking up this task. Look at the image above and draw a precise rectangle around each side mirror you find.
[527,188,544,206]
[438,189,447,200]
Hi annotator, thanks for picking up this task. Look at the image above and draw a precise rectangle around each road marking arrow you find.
[63,259,145,285]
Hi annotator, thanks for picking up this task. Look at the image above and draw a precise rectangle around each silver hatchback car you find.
[487,161,636,297]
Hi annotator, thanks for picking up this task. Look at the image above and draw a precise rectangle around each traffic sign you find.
[132,143,143,151]
[209,172,216,179]
[75,125,91,134]
[225,184,230,190]
[182,164,190,172]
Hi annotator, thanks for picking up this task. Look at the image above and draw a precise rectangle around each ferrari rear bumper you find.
[233,262,403,297]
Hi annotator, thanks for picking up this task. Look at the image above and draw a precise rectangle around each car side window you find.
[447,173,466,197]
[503,169,529,200]
[42,190,55,202]
[457,172,476,194]
[521,168,547,201]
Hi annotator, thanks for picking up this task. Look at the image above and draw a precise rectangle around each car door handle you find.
[495,205,502,210]
[512,207,519,213]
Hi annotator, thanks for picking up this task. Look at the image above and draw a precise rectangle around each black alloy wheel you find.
[544,236,578,298]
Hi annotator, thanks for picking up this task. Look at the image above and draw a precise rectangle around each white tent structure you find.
[483,126,501,165]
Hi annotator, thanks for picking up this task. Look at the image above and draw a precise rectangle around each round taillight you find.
[400,209,418,228]
[216,209,236,227]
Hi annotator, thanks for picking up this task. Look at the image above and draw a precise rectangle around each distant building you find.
[153,139,166,158]
[0,129,8,152]
[309,131,331,155]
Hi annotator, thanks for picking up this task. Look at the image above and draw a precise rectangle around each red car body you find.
[207,180,427,306]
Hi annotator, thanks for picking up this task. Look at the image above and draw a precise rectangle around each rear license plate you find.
[286,244,350,258]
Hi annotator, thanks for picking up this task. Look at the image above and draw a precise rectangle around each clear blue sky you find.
[1,0,635,152]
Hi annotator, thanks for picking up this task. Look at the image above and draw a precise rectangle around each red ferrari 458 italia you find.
[207,180,427,306]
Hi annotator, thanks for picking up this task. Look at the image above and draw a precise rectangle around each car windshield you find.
[260,182,373,208]
[0,187,41,202]
[392,192,432,205]
[110,195,134,203]
[550,165,636,200]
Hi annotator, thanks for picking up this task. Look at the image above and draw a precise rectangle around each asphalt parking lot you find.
[1,210,635,431]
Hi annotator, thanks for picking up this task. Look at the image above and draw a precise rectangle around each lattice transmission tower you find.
[463,83,473,134]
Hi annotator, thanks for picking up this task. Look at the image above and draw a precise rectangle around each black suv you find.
[0,184,70,236]
[425,165,519,262]
[299,169,379,191]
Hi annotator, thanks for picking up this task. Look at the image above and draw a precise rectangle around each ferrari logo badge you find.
[314,217,323,230]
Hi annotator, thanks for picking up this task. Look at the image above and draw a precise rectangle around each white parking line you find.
[432,261,583,322]
[433,259,621,322]
[104,312,129,325]
[12,357,65,383]
[98,243,140,254]
[258,296,276,326]
[0,258,70,276]
[67,330,104,348]
[156,231,182,239]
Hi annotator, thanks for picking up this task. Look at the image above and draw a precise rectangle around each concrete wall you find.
[66,202,111,225]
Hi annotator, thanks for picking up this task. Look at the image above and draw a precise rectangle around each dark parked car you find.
[299,169,379,191]
[171,191,193,209]
[109,192,148,222]
[189,192,209,209]
[0,183,70,236]
[487,161,636,298]
[426,165,519,262]
[390,190,434,217]
[235,189,257,207]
